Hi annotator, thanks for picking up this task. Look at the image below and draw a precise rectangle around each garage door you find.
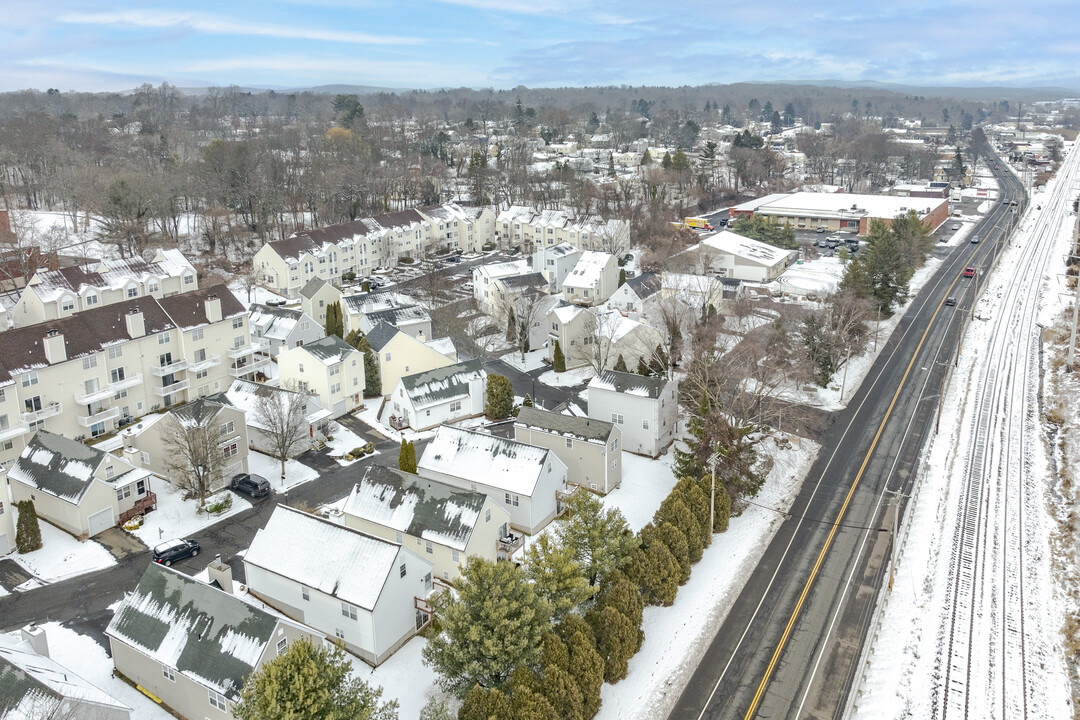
[87,507,115,537]
[0,533,9,556]
[332,399,346,418]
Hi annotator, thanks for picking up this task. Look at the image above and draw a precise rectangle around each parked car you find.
[945,296,957,306]
[816,226,826,233]
[462,282,474,291]
[950,224,961,230]
[231,473,271,498]
[445,256,460,264]
[153,538,201,566]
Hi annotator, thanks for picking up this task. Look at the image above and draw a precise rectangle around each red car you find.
[963,267,976,278]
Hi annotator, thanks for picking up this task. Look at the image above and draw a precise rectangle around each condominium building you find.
[497,206,629,256]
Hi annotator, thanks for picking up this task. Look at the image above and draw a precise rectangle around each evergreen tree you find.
[522,393,534,408]
[661,151,672,170]
[633,524,681,605]
[418,698,453,720]
[505,306,517,341]
[525,534,595,622]
[325,302,344,338]
[656,521,690,582]
[649,344,667,376]
[658,483,708,561]
[861,218,914,315]
[641,148,652,166]
[591,571,644,650]
[519,320,529,356]
[636,357,650,376]
[553,341,566,372]
[361,280,371,293]
[618,268,626,287]
[564,628,604,718]
[612,354,628,373]
[406,441,417,473]
[398,438,411,472]
[458,685,512,720]
[234,637,398,720]
[485,374,514,420]
[347,333,381,397]
[538,664,584,720]
[556,491,636,587]
[14,500,41,554]
[588,606,637,682]
[423,557,552,696]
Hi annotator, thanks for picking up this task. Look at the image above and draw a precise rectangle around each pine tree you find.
[398,438,412,472]
[522,394,534,408]
[234,637,398,720]
[538,664,584,720]
[657,485,707,562]
[525,534,595,622]
[325,302,344,338]
[418,697,453,720]
[519,320,529,355]
[485,374,514,420]
[641,148,652,166]
[505,306,517,341]
[564,629,604,718]
[14,500,41,554]
[612,354,628,373]
[588,606,637,682]
[634,524,681,605]
[713,481,731,533]
[423,557,552,696]
[649,344,666,376]
[636,357,650,376]
[618,269,626,287]
[553,340,566,372]
[458,685,512,720]
[657,521,690,582]
[556,491,636,587]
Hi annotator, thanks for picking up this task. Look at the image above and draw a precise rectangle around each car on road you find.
[970,235,980,244]
[964,266,976,278]
[445,256,460,264]
[231,473,270,498]
[462,282,474,291]
[1010,200,1018,206]
[945,296,957,306]
[153,538,201,566]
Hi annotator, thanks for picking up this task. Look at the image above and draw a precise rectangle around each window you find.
[232,317,244,330]
[384,352,391,362]
[126,286,138,298]
[302,586,310,601]
[415,609,428,631]
[485,509,491,522]
[61,297,74,312]
[108,345,123,359]
[610,438,618,451]
[330,383,341,395]
[105,464,116,480]
[158,332,170,345]
[642,419,649,430]
[208,689,227,711]
[196,370,208,380]
[424,572,433,591]
[399,563,407,578]
[162,665,175,682]
[452,549,460,563]
[110,367,126,384]
[335,628,345,639]
[140,451,150,465]
[566,437,573,448]
[276,638,288,654]
[82,355,98,370]
[449,400,461,413]
[505,492,511,505]
[341,602,358,620]
[85,293,98,306]
[222,442,238,460]
[233,336,245,349]
[0,415,7,431]
[611,413,624,424]
[148,281,159,293]
[220,421,234,436]
[136,479,146,495]
[425,540,433,554]
[298,363,305,373]
[194,348,207,363]
[21,372,38,388]
[192,327,204,342]
[512,495,520,507]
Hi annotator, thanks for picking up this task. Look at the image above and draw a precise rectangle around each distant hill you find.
[175,83,418,97]
[745,79,1080,100]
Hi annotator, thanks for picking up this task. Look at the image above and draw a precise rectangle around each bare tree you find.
[253,385,311,484]
[159,414,224,507]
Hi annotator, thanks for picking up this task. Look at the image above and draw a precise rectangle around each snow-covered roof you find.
[343,290,419,317]
[754,191,944,220]
[344,465,487,551]
[701,231,795,268]
[249,303,305,342]
[106,563,283,700]
[729,193,792,213]
[424,336,456,358]
[563,251,614,290]
[589,370,670,399]
[662,272,719,294]
[400,359,484,410]
[169,393,233,430]
[244,505,404,612]
[515,406,615,444]
[550,303,584,324]
[418,426,552,496]
[7,431,114,504]
[537,242,579,259]
[295,335,357,365]
[623,272,661,300]
[473,259,529,281]
[225,379,330,428]
[364,303,430,329]
[0,633,131,716]
[26,248,195,304]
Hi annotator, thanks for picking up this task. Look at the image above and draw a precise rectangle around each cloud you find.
[60,9,422,45]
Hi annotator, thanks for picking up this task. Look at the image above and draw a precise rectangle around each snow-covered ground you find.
[323,424,377,466]
[248,451,321,491]
[9,521,115,587]
[849,142,1078,720]
[353,403,438,444]
[501,347,549,373]
[538,365,596,388]
[131,482,251,547]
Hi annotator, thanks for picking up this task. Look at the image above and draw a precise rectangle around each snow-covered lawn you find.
[597,433,819,720]
[353,404,438,445]
[501,348,549,373]
[10,520,116,586]
[131,482,251,546]
[606,451,679,532]
[248,451,321,492]
[356,636,447,719]
[324,424,379,466]
[227,279,290,310]
[539,365,596,388]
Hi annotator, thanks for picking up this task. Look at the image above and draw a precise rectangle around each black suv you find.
[153,539,200,566]
[232,473,271,498]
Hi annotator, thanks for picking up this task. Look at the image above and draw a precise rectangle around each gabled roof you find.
[589,369,670,399]
[244,505,406,611]
[424,337,456,358]
[0,635,130,716]
[344,465,488,551]
[500,272,547,291]
[563,251,614,289]
[158,285,246,330]
[0,654,62,719]
[7,431,111,504]
[298,276,328,299]
[249,303,305,341]
[473,259,528,280]
[26,248,194,304]
[225,379,330,428]
[624,272,661,300]
[364,304,430,329]
[515,406,615,444]
[343,290,418,317]
[106,563,281,701]
[418,426,553,496]
[701,230,794,268]
[400,359,484,410]
[295,335,357,365]
[170,392,233,430]
[364,321,400,352]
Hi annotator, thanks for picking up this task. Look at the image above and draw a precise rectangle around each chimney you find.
[207,555,234,594]
[21,624,49,658]
[42,329,66,364]
[205,294,222,323]
[123,446,139,467]
[125,307,145,338]
[122,429,135,450]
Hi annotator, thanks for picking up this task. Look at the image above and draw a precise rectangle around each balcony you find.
[74,385,114,405]
[153,379,190,397]
[151,359,189,376]
[227,344,255,360]
[77,406,121,428]
[229,356,271,378]
[109,373,143,393]
[0,423,29,442]
[188,354,222,373]
[21,402,63,424]
[496,532,525,559]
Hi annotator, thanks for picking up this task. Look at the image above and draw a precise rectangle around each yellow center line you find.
[741,223,1003,719]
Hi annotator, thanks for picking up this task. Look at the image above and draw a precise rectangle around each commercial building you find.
[729,191,949,235]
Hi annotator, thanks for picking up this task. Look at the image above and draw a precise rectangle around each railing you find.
[153,379,190,397]
[229,356,270,378]
[77,406,120,427]
[188,354,222,373]
[20,403,62,423]
[151,359,189,376]
[496,533,525,558]
[227,344,255,359]
[119,492,157,524]
[74,386,114,405]
[108,373,143,393]
[0,423,29,442]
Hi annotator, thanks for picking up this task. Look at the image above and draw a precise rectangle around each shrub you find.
[201,494,233,516]
[553,341,566,373]
[482,241,496,252]
[485,374,514,420]
[15,500,42,553]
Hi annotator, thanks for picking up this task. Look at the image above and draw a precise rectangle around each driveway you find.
[336,412,389,445]
[94,527,147,560]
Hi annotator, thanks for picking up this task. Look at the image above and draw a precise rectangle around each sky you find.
[0,0,1077,93]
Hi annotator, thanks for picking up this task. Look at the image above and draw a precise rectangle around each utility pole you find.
[885,488,909,590]
[839,345,852,402]
[708,450,722,534]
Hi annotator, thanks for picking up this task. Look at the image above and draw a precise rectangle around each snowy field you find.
[10,521,115,587]
[131,482,251,547]
[849,144,1077,720]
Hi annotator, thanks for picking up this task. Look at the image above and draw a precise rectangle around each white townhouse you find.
[472,259,530,311]
[342,464,513,582]
[0,479,13,555]
[10,248,197,329]
[497,206,630,256]
[224,379,331,457]
[416,203,497,254]
[341,289,427,339]
[562,251,619,306]
[533,242,581,293]
[418,426,568,535]
[587,370,677,458]
[388,359,486,431]
[514,406,622,495]
[546,305,661,372]
[277,336,364,418]
[107,563,320,720]
[244,505,434,666]
[0,285,257,466]
[606,271,661,314]
[248,303,322,356]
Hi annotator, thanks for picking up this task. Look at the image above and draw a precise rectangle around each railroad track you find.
[934,145,1079,720]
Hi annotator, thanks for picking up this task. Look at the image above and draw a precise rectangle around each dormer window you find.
[183,273,194,285]
[126,286,138,299]
[60,296,75,312]
[85,293,99,306]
